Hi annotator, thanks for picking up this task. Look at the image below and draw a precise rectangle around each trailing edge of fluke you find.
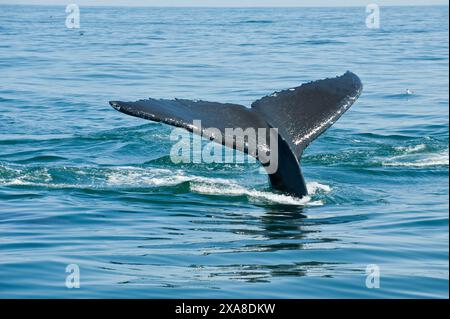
[110,71,363,198]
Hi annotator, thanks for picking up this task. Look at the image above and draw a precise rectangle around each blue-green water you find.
[0,5,448,298]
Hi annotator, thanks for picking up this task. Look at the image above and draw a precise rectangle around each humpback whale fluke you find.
[110,71,362,198]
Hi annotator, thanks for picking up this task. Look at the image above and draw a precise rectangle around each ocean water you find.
[0,5,448,298]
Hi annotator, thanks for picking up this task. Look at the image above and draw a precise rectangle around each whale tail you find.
[110,71,362,198]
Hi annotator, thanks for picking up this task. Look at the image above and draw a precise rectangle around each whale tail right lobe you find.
[251,71,363,197]
[110,71,363,198]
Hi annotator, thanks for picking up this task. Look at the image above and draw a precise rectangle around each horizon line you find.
[0,3,448,8]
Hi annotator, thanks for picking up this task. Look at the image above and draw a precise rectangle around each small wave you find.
[191,181,330,206]
[0,164,330,206]
[394,144,427,154]
[190,183,324,206]
[108,168,328,205]
[106,167,232,188]
[109,168,332,205]
[301,39,345,45]
[383,149,449,167]
[107,168,331,205]
[239,20,273,24]
[15,155,68,164]
[383,93,418,99]
[306,182,332,194]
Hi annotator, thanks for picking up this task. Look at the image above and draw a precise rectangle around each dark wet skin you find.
[110,71,363,198]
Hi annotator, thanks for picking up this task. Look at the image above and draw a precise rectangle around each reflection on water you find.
[105,205,346,286]
[200,206,342,283]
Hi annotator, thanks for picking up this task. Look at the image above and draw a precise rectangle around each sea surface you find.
[0,5,448,298]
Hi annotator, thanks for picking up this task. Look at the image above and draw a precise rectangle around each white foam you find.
[383,149,449,167]
[106,167,232,188]
[107,167,184,186]
[0,164,331,206]
[394,144,427,153]
[4,179,76,188]
[190,183,323,206]
[108,166,331,205]
[190,181,330,206]
[306,181,332,194]
[0,167,52,186]
[107,168,330,206]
